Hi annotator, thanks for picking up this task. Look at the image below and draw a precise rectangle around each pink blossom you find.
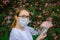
[45,3,48,7]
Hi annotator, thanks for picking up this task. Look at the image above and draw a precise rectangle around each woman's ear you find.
[15,15,18,21]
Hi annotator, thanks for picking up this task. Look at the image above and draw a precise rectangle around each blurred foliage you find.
[0,0,60,40]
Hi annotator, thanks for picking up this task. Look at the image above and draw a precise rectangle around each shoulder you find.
[10,28,20,35]
[25,26,34,30]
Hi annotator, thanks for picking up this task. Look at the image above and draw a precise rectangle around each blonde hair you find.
[11,7,30,28]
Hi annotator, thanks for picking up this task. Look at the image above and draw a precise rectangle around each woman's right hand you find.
[36,34,47,40]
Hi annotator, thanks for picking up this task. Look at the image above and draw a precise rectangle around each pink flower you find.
[35,2,38,6]
[33,21,36,24]
[39,7,42,10]
[23,0,27,3]
[44,13,48,16]
[45,3,48,7]
[58,14,60,18]
[37,21,40,24]
[51,11,55,14]
[46,17,53,22]
[8,10,13,15]
[30,12,33,16]
[29,20,32,23]
[54,36,58,40]
[3,0,9,5]
[25,3,29,5]
[51,3,56,7]
[30,4,32,6]
[52,33,56,36]
[42,10,46,13]
[57,1,60,5]
[38,15,42,18]
[33,24,36,27]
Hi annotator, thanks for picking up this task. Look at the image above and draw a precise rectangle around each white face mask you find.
[18,17,30,27]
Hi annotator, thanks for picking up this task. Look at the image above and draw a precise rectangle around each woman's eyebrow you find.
[20,15,29,16]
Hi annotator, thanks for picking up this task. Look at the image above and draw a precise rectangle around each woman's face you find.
[17,10,30,27]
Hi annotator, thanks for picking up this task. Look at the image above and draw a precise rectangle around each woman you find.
[9,8,52,40]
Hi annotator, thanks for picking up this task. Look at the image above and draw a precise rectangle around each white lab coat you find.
[9,26,40,40]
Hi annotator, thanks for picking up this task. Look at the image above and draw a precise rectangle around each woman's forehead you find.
[19,10,29,16]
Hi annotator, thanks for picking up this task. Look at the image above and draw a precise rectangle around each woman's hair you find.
[11,7,30,28]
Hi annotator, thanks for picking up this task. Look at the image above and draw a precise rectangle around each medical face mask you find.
[18,17,30,27]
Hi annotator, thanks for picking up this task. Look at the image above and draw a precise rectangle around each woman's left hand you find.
[40,21,53,28]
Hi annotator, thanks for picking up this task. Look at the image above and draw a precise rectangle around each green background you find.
[0,0,60,40]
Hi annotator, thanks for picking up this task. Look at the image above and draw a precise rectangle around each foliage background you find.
[0,0,60,40]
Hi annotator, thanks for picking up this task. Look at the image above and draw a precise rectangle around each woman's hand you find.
[37,34,47,40]
[40,21,53,28]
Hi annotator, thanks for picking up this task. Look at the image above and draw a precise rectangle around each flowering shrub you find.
[0,0,60,40]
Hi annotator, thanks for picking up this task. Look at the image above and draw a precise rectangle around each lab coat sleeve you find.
[25,26,40,36]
